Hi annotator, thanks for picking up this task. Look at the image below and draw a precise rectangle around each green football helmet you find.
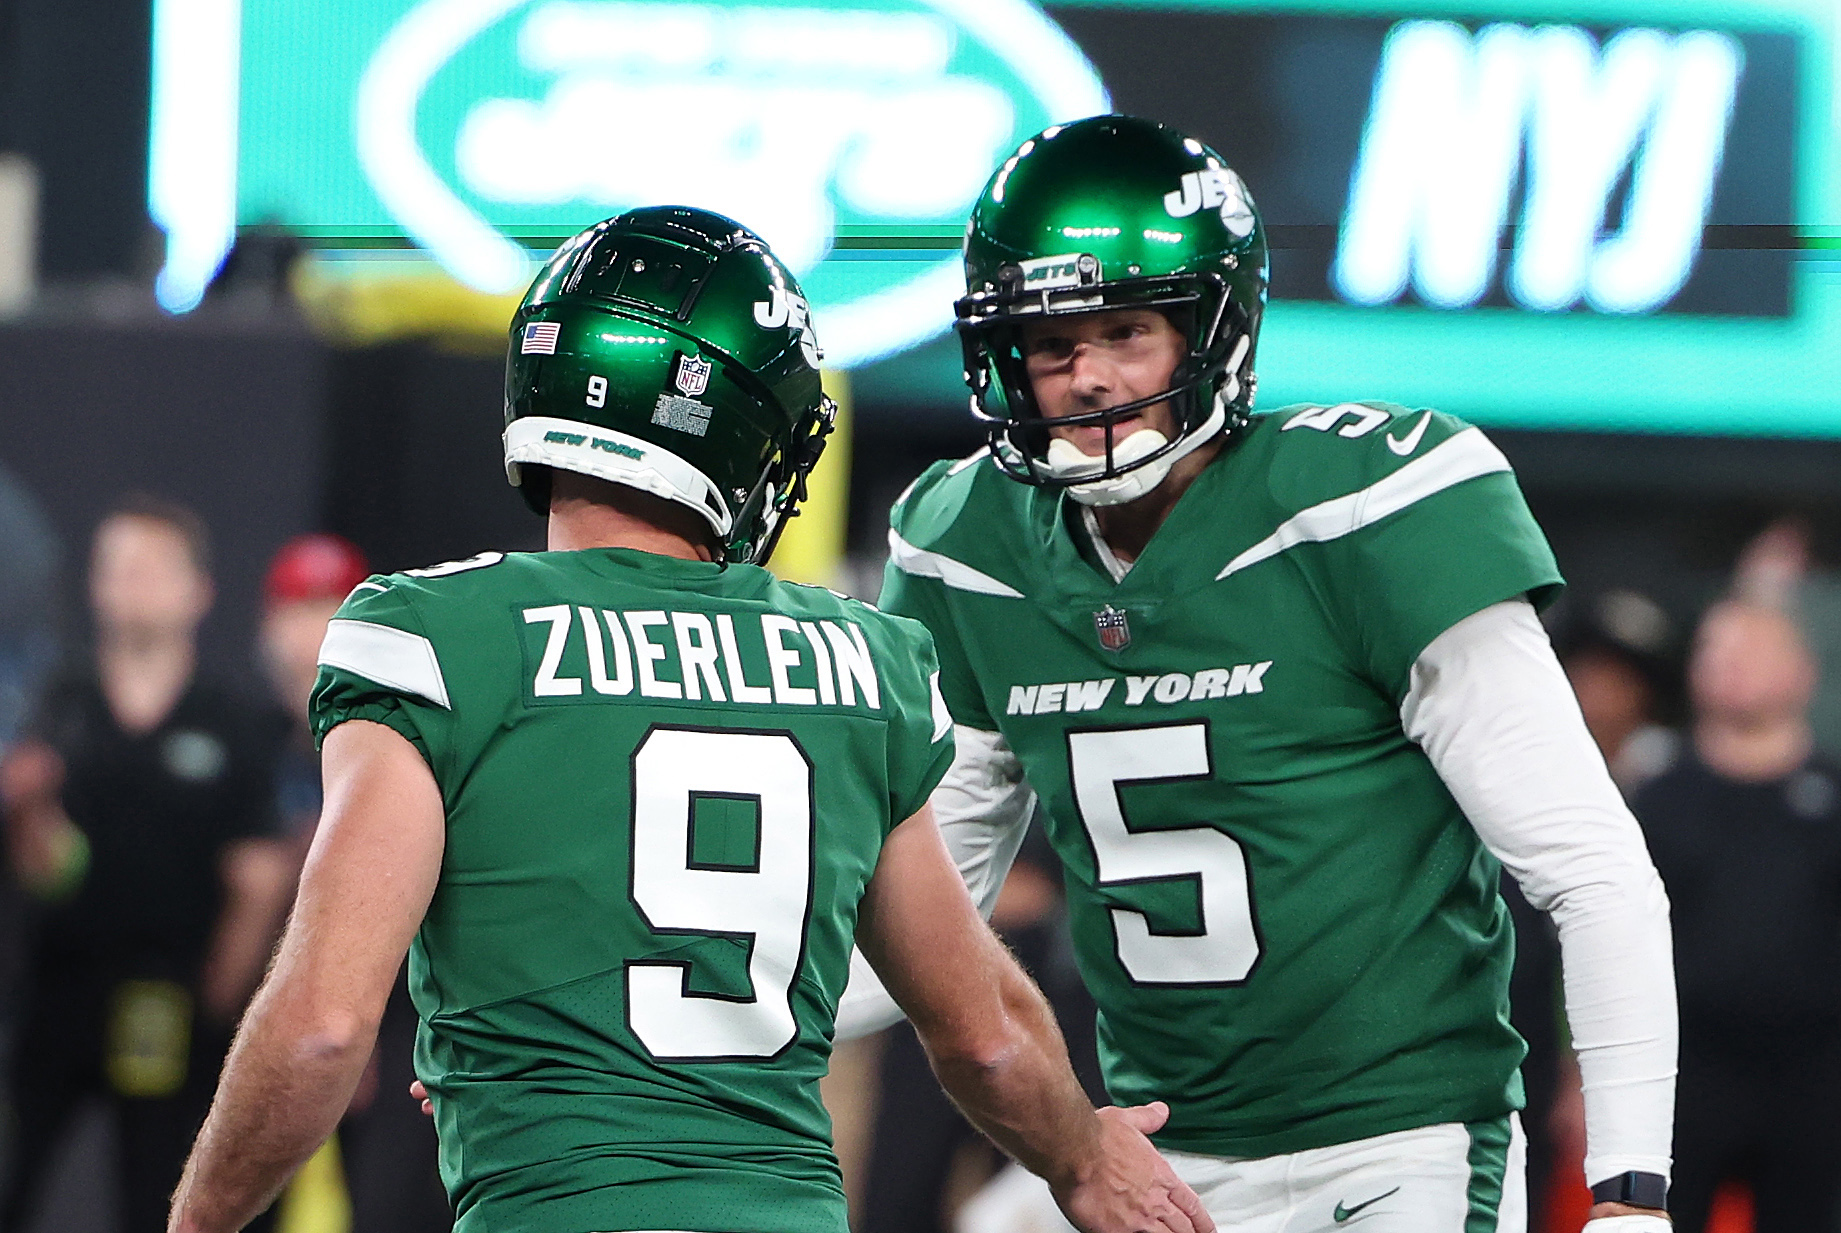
[957,115,1268,505]
[504,206,835,564]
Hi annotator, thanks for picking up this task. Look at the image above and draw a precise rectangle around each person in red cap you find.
[259,534,371,770]
[256,534,454,1232]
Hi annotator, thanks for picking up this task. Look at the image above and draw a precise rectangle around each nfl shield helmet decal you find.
[1094,605,1131,652]
[674,353,713,397]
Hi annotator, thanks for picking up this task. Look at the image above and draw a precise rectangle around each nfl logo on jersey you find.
[1094,605,1131,652]
[675,353,713,397]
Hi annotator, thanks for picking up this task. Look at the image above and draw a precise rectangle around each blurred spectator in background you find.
[1728,515,1841,775]
[0,497,294,1233]
[1557,589,1682,795]
[256,533,451,1233]
[1730,518,1808,614]
[0,466,60,1118]
[259,534,371,846]
[0,465,59,752]
[1632,598,1841,1233]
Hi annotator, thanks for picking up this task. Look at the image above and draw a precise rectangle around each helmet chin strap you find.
[1046,334,1249,508]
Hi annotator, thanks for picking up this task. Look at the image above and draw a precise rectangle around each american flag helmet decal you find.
[521,321,562,355]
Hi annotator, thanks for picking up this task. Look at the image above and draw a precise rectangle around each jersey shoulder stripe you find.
[318,618,452,709]
[1217,427,1511,580]
[887,451,1043,596]
[1255,403,1477,496]
[887,528,1025,598]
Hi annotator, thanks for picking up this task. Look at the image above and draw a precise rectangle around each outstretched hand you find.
[1054,1102,1214,1233]
[1581,1205,1672,1229]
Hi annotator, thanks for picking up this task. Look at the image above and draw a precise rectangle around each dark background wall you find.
[0,0,156,283]
[322,342,542,574]
[0,321,555,680]
[0,317,325,676]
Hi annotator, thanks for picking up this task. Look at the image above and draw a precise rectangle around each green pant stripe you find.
[1464,1115,1513,1233]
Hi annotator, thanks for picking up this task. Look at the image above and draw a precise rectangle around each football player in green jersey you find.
[166,207,1213,1233]
[852,117,1677,1233]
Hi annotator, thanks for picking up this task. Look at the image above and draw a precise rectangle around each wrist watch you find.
[1590,1171,1669,1210]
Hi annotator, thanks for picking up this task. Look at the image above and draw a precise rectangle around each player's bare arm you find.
[856,805,1213,1233]
[168,719,444,1233]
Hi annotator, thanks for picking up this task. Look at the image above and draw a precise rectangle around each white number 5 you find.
[628,727,814,1059]
[1068,724,1261,985]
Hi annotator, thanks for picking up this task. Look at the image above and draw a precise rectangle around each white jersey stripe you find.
[318,618,453,710]
[947,447,992,475]
[1215,427,1511,581]
[928,671,954,742]
[887,528,1025,599]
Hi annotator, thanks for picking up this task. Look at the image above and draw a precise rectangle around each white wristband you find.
[1582,1217,1672,1232]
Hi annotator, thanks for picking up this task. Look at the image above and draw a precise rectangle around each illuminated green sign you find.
[150,0,1841,435]
[867,0,1839,437]
[148,0,1108,365]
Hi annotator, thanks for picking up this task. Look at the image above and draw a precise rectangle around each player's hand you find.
[1582,1203,1671,1230]
[1054,1102,1214,1233]
[409,1079,433,1116]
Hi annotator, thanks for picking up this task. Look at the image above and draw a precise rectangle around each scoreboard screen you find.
[149,0,1106,368]
[149,0,1840,435]
[1046,0,1834,437]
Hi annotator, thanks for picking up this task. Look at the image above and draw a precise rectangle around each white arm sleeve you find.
[1401,599,1676,1185]
[834,725,1037,1042]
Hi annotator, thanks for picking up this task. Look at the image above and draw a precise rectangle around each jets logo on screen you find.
[311,0,1110,368]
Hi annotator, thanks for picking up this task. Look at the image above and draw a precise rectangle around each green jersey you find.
[881,404,1563,1159]
[310,547,952,1233]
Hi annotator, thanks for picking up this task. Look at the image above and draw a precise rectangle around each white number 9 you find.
[586,375,608,408]
[628,727,815,1059]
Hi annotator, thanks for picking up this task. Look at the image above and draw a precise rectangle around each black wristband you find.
[1590,1171,1669,1210]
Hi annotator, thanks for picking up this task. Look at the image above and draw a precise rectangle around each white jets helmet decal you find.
[754,286,824,369]
[1164,166,1257,238]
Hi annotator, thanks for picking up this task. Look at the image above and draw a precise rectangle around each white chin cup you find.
[1045,428,1171,507]
[1582,1217,1672,1232]
[1044,393,1230,508]
[1037,333,1248,507]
